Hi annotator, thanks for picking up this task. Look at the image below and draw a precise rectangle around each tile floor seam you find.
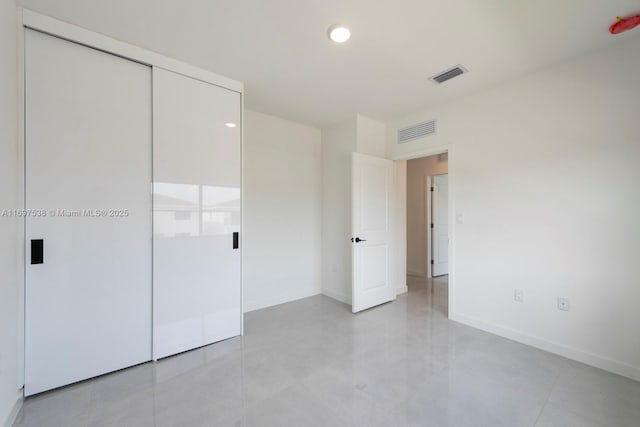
[532,371,561,426]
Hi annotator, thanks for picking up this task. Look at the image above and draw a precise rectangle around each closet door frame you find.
[15,7,244,391]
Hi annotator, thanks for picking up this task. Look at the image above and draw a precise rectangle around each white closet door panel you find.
[24,29,152,396]
[153,68,241,360]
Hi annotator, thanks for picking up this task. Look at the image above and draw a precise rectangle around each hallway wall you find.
[406,154,448,277]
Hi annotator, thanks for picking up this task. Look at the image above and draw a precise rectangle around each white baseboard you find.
[396,285,408,295]
[322,288,351,305]
[450,312,640,382]
[3,394,23,427]
[243,287,321,313]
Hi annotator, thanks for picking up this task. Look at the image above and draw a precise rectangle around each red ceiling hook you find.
[609,14,640,35]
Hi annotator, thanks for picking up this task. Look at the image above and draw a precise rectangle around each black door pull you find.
[232,232,239,249]
[31,239,44,264]
[351,237,366,243]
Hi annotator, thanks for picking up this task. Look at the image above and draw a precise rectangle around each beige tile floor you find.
[14,275,640,426]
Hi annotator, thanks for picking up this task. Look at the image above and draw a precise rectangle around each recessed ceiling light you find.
[328,25,351,43]
[225,122,237,128]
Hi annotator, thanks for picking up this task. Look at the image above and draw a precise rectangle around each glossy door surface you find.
[24,29,152,395]
[432,174,449,276]
[153,67,241,360]
[351,153,394,313]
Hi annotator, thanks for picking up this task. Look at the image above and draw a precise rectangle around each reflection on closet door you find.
[152,67,241,360]
[24,29,152,396]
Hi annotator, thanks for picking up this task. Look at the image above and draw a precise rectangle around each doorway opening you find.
[405,152,448,314]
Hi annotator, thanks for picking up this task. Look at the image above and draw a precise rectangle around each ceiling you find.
[18,0,640,127]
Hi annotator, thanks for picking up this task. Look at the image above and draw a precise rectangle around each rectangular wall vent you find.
[398,119,436,144]
[430,65,467,84]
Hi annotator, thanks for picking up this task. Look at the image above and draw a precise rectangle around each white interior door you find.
[352,153,394,313]
[152,68,241,360]
[24,29,152,396]
[432,174,449,277]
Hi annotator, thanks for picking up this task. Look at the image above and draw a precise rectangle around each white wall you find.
[393,160,407,295]
[406,155,448,277]
[243,109,322,312]
[388,37,640,380]
[0,1,22,425]
[321,120,357,304]
[356,114,386,158]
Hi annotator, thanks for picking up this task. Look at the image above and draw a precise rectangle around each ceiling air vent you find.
[398,119,436,144]
[430,65,467,84]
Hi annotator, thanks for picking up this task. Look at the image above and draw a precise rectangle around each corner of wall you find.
[3,396,23,427]
[322,288,352,305]
[243,109,323,312]
[320,118,357,303]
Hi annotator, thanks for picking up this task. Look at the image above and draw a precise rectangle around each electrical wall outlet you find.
[557,297,570,311]
[514,289,524,302]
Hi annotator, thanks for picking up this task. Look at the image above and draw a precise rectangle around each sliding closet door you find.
[153,68,241,360]
[24,29,152,396]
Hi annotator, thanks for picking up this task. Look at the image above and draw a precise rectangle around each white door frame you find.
[425,175,433,279]
[391,145,455,317]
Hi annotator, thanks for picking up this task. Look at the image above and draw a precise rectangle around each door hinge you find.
[430,186,434,192]
[430,223,434,229]
[431,259,434,265]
